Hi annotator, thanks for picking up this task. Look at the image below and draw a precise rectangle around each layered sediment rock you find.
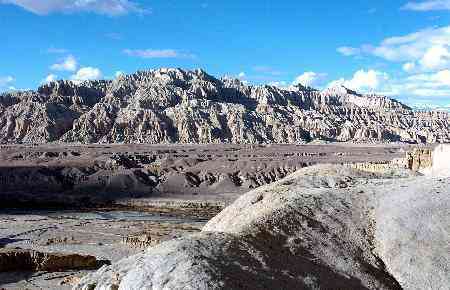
[1,68,449,144]
[348,147,434,174]
[121,232,158,249]
[75,164,450,290]
[406,148,433,171]
[0,248,108,272]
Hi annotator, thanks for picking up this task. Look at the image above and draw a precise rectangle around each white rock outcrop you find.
[74,165,450,290]
[430,144,450,177]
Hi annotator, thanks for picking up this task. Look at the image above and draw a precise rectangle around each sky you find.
[1,0,450,109]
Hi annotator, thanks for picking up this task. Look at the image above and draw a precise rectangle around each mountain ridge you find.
[0,68,449,144]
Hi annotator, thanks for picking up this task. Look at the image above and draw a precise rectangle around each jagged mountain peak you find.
[0,68,448,144]
[322,84,360,97]
[321,84,410,111]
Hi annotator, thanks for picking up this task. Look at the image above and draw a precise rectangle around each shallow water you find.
[1,209,209,225]
[50,211,208,224]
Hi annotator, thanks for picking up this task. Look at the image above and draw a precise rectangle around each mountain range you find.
[0,68,449,144]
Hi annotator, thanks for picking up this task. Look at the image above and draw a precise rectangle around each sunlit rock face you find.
[1,68,449,144]
[74,165,450,290]
[430,144,450,177]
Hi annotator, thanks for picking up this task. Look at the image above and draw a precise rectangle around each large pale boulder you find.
[75,165,450,290]
[430,144,450,177]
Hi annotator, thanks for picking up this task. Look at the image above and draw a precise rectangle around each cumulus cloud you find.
[339,26,450,72]
[71,67,102,81]
[403,62,416,72]
[402,0,450,11]
[238,72,246,78]
[386,70,450,99]
[42,74,57,84]
[328,68,450,102]
[419,45,450,70]
[293,72,327,87]
[328,69,389,91]
[347,69,388,90]
[0,0,148,16]
[50,55,77,72]
[406,69,450,85]
[123,49,195,59]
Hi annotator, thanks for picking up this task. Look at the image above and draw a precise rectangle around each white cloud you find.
[403,62,416,72]
[0,0,148,16]
[407,69,450,85]
[324,67,450,105]
[419,45,450,70]
[293,72,326,87]
[337,46,361,56]
[238,72,246,78]
[346,69,389,91]
[50,55,77,72]
[328,69,389,91]
[339,26,450,72]
[402,0,450,11]
[377,70,450,99]
[123,49,195,59]
[42,74,57,84]
[71,67,102,81]
[432,69,450,83]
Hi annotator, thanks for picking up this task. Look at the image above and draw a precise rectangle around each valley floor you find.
[0,143,435,289]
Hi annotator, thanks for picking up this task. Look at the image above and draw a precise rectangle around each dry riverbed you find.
[0,205,217,289]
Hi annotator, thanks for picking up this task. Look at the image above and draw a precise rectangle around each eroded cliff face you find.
[1,68,449,144]
[405,148,433,171]
[0,248,108,272]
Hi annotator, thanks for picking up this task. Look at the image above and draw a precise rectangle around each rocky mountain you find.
[1,68,449,144]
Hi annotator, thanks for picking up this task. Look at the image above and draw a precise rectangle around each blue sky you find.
[1,0,450,108]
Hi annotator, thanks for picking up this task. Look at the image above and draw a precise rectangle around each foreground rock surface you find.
[0,209,207,290]
[75,165,450,290]
[1,68,449,145]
